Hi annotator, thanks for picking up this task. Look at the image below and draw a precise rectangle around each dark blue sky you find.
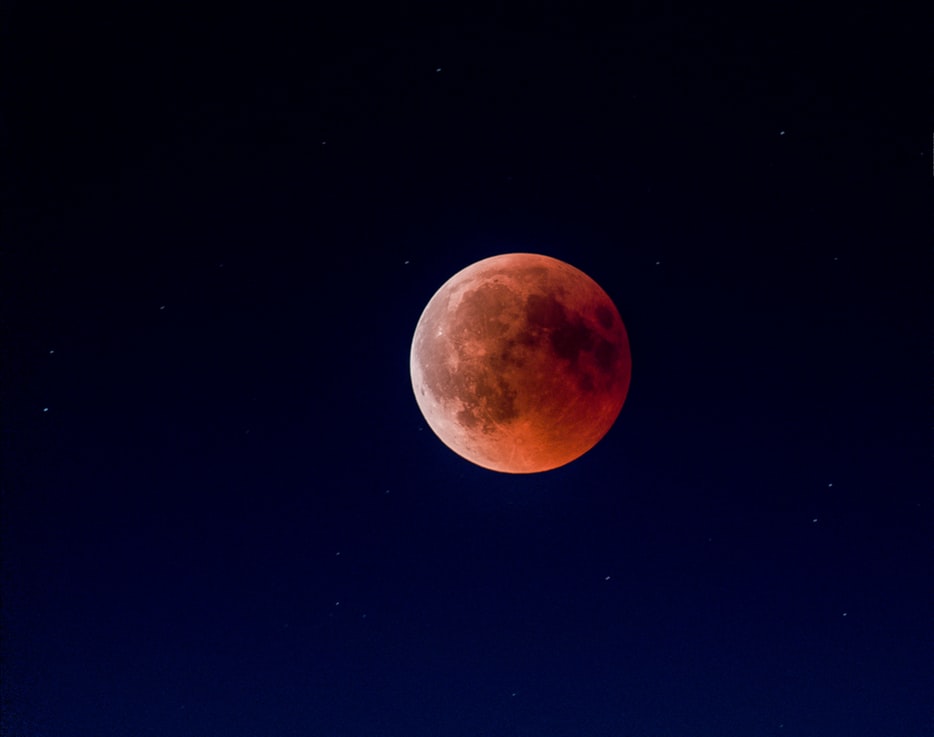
[2,1,930,735]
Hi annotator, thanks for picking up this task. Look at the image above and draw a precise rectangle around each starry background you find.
[1,1,931,735]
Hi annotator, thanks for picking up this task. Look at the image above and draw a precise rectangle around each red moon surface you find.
[410,253,631,473]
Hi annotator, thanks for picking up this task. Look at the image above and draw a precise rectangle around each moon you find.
[410,253,631,473]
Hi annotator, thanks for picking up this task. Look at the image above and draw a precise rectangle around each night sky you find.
[2,2,931,735]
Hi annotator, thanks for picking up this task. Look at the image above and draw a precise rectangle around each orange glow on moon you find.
[410,253,631,473]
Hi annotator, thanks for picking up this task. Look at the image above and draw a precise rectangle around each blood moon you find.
[410,253,631,473]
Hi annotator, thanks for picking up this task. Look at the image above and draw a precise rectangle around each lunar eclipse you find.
[410,253,631,473]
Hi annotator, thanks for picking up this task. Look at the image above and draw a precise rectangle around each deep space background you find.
[2,1,931,735]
